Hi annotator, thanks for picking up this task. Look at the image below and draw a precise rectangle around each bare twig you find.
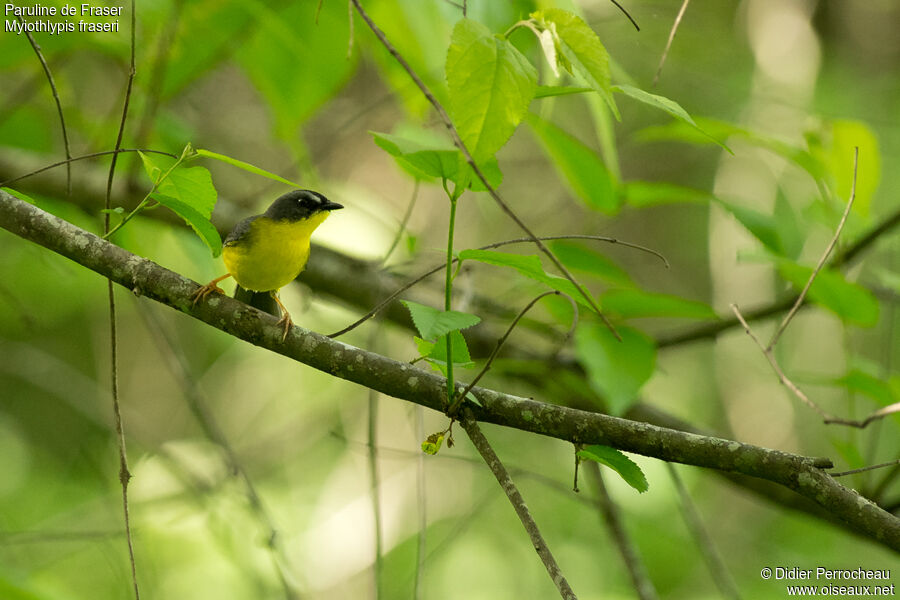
[768,148,859,350]
[830,460,900,478]
[653,0,689,86]
[0,148,177,188]
[380,180,419,266]
[730,150,890,428]
[21,21,72,196]
[104,3,140,598]
[460,413,578,600]
[348,0,619,340]
[667,464,740,600]
[731,303,832,420]
[609,0,640,32]
[451,291,563,416]
[586,462,658,600]
[328,234,666,338]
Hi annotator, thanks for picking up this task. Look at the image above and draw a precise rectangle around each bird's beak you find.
[323,201,344,211]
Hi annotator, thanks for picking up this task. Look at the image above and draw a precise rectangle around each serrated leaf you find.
[612,84,729,152]
[777,262,879,327]
[140,153,217,219]
[575,323,655,415]
[549,241,634,287]
[196,148,301,188]
[621,181,711,207]
[424,331,476,376]
[150,193,223,257]
[601,289,717,320]
[534,9,617,118]
[401,300,481,340]
[527,114,618,213]
[446,19,537,163]
[577,445,648,493]
[458,249,598,309]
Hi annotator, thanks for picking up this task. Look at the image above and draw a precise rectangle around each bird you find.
[191,189,343,340]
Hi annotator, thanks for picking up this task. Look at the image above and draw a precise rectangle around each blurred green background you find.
[1,0,898,598]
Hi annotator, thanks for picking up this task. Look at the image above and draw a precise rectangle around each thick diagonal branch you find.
[1,189,898,552]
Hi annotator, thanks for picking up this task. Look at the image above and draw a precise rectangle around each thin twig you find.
[768,147,859,350]
[380,180,419,266]
[346,0,355,60]
[348,0,619,340]
[666,464,740,600]
[585,462,658,600]
[0,148,177,187]
[105,3,140,599]
[459,412,578,599]
[731,304,832,420]
[451,291,562,416]
[21,20,72,196]
[830,460,900,478]
[653,0,689,86]
[328,234,666,338]
[609,0,640,32]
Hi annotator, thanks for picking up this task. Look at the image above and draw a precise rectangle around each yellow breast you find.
[222,213,329,292]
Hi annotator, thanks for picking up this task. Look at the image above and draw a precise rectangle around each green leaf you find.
[150,194,223,257]
[425,330,476,375]
[612,84,729,152]
[370,131,503,190]
[401,300,481,340]
[815,119,880,217]
[549,241,634,288]
[577,445,648,493]
[534,85,592,98]
[446,19,537,162]
[139,153,217,220]
[834,369,896,407]
[621,181,711,207]
[195,149,301,188]
[575,323,656,415]
[534,9,618,118]
[717,200,783,255]
[777,262,879,327]
[458,249,598,309]
[601,289,717,320]
[237,1,355,137]
[636,118,823,179]
[527,114,618,213]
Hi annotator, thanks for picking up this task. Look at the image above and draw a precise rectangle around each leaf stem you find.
[444,191,459,409]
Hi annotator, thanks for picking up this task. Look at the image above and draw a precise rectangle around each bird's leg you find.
[271,292,293,341]
[191,273,232,306]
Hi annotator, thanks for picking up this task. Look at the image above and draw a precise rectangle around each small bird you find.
[192,189,343,340]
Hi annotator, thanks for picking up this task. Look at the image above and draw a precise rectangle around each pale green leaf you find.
[577,445,648,493]
[575,323,656,415]
[402,300,481,340]
[150,194,223,257]
[196,149,301,188]
[601,289,717,320]
[446,19,538,162]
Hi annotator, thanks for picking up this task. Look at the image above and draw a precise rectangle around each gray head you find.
[264,190,343,222]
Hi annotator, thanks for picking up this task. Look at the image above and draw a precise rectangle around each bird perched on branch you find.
[192,189,343,340]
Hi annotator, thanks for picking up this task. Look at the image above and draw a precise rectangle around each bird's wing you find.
[224,215,261,246]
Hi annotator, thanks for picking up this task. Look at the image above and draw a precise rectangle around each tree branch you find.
[460,413,578,599]
[2,189,898,552]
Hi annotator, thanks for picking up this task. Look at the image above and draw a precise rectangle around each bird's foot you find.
[191,281,226,306]
[275,312,293,342]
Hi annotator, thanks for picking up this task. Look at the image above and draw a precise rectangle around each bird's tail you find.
[234,285,280,317]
